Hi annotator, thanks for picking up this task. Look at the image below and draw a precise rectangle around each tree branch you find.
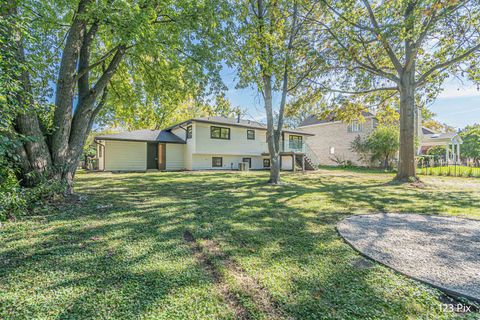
[88,86,109,129]
[320,0,374,32]
[361,0,403,73]
[417,43,480,85]
[277,0,298,137]
[51,0,92,164]
[78,21,99,101]
[76,44,120,80]
[315,18,399,82]
[309,80,398,94]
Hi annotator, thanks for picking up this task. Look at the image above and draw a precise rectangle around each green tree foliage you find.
[427,145,446,157]
[351,126,400,169]
[460,124,480,163]
[308,0,480,180]
[226,0,324,183]
[2,0,227,193]
[98,93,241,131]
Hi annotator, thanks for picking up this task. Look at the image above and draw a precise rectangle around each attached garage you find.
[105,140,147,171]
[95,130,186,172]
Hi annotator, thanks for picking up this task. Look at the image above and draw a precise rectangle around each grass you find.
[1,168,479,319]
[418,165,480,178]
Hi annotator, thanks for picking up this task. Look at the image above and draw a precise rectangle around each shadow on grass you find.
[0,170,477,318]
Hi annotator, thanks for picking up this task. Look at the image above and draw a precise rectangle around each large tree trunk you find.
[6,0,124,194]
[263,74,281,184]
[51,0,91,167]
[396,3,418,182]
[396,73,417,181]
[4,2,53,186]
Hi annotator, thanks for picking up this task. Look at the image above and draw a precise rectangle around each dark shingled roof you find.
[298,111,375,127]
[95,130,185,143]
[166,116,314,135]
[194,116,266,129]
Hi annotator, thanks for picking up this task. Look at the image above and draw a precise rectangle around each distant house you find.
[94,116,316,172]
[419,127,463,163]
[298,114,463,166]
[297,112,377,166]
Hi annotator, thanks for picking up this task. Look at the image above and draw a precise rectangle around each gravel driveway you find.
[337,213,480,303]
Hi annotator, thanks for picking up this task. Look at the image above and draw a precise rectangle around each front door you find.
[242,157,251,169]
[147,143,158,169]
[158,143,166,170]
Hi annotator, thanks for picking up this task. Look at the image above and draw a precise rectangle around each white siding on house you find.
[104,140,147,171]
[281,155,293,170]
[191,154,266,170]
[98,119,312,172]
[183,123,195,170]
[166,143,185,170]
[194,122,266,155]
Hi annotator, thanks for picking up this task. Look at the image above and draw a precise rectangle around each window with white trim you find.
[347,121,363,133]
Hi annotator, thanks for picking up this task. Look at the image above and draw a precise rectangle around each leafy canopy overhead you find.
[307,0,480,116]
[15,0,229,131]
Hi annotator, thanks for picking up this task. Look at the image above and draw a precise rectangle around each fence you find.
[417,157,480,178]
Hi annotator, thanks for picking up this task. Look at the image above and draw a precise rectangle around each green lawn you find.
[1,169,479,319]
[418,165,480,178]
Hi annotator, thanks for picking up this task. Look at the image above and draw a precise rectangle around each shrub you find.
[0,166,65,221]
[0,166,26,220]
[351,125,399,169]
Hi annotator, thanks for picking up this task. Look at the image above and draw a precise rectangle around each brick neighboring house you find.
[297,112,377,166]
[298,113,463,166]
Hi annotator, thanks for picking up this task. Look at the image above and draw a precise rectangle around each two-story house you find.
[94,116,315,172]
[298,112,463,166]
[297,112,377,166]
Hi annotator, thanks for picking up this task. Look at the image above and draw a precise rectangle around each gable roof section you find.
[422,132,461,142]
[95,130,185,143]
[298,111,375,127]
[167,116,314,136]
[422,127,437,134]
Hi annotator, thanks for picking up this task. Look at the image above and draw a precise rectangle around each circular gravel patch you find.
[337,213,480,303]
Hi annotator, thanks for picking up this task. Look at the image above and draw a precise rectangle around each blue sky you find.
[221,66,480,129]
[429,77,480,128]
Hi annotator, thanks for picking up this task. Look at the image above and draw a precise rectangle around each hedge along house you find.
[94,116,316,172]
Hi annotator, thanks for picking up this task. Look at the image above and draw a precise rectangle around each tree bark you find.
[65,46,125,193]
[396,73,417,180]
[6,0,124,194]
[51,0,91,166]
[5,2,52,186]
[263,73,281,184]
[396,2,418,181]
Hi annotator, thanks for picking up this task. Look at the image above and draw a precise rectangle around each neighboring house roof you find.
[422,132,462,144]
[167,116,314,136]
[422,127,437,134]
[298,111,375,127]
[95,130,186,143]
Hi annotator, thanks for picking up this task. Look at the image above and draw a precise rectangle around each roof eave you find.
[94,137,186,144]
[167,118,314,135]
